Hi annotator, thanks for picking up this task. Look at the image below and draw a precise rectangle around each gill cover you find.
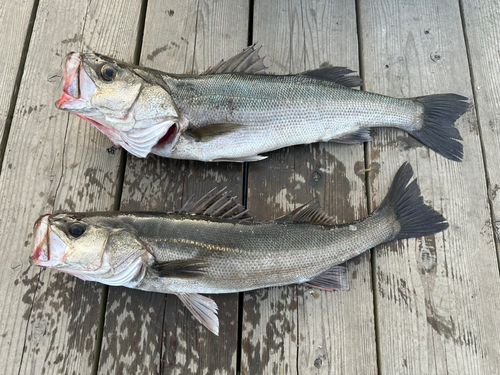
[32,214,152,287]
[56,52,181,158]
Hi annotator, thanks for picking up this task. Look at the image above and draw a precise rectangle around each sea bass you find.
[31,163,448,335]
[55,46,468,162]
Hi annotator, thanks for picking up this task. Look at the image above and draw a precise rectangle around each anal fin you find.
[330,129,373,144]
[176,292,219,335]
[304,265,349,291]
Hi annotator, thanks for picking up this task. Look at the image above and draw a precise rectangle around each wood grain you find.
[358,0,500,373]
[0,0,35,140]
[242,1,377,374]
[460,0,500,250]
[0,0,143,374]
[97,1,249,374]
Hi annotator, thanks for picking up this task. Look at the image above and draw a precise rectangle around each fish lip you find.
[32,214,51,265]
[56,53,81,107]
[55,52,96,110]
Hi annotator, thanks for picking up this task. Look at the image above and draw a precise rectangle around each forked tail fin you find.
[376,162,448,240]
[409,94,468,162]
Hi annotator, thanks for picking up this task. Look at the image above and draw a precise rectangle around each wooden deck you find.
[1,0,499,373]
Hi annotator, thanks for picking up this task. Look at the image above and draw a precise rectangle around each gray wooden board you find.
[0,0,35,142]
[0,0,144,373]
[242,1,377,374]
[358,0,500,373]
[461,0,500,251]
[97,1,249,374]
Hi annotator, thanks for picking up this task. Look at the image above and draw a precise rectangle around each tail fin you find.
[409,94,468,162]
[376,163,448,240]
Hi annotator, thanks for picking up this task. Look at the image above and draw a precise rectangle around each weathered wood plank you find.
[242,1,377,374]
[359,0,500,373]
[0,0,35,143]
[97,1,249,374]
[460,0,500,250]
[0,0,143,374]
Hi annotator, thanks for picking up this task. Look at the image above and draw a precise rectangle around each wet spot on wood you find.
[419,237,437,274]
[147,45,170,61]
[61,33,82,44]
[425,298,455,339]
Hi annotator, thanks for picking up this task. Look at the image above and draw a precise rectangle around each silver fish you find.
[55,45,468,162]
[32,163,447,335]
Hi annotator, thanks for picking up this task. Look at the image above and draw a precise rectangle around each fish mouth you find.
[31,214,68,268]
[32,214,50,264]
[55,52,95,110]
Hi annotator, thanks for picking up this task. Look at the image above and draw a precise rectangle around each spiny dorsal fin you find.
[176,188,252,221]
[152,259,208,278]
[299,65,362,87]
[274,201,336,225]
[202,44,268,75]
[185,123,244,142]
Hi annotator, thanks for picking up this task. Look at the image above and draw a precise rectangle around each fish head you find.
[31,213,152,287]
[55,52,182,158]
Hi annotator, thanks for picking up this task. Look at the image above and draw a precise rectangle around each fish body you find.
[32,163,448,334]
[55,46,468,162]
[159,73,420,161]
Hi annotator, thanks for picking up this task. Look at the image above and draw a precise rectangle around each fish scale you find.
[163,73,420,161]
[32,163,448,335]
[55,45,468,162]
[127,212,395,294]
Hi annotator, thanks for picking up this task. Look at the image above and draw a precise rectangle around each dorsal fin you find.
[298,65,362,87]
[202,44,268,75]
[274,201,336,225]
[175,188,252,221]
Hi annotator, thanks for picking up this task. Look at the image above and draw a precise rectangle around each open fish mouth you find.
[31,214,67,268]
[55,52,96,110]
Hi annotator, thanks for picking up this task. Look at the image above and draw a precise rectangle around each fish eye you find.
[69,223,86,237]
[101,64,118,81]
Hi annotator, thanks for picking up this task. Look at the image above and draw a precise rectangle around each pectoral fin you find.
[304,265,349,291]
[185,123,244,142]
[152,259,208,278]
[176,292,219,335]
